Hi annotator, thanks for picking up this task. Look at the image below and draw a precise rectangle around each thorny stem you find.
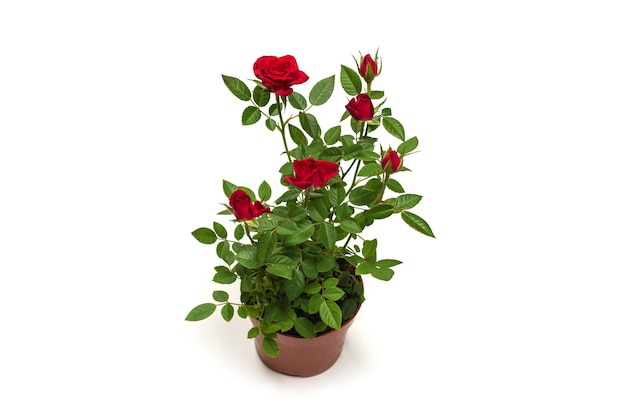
[276,95,292,164]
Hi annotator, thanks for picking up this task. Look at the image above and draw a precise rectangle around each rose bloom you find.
[359,53,379,81]
[283,158,339,189]
[345,93,374,121]
[229,189,271,220]
[253,55,309,97]
[382,150,402,172]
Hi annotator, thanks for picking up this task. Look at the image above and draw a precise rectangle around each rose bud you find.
[345,93,374,121]
[381,150,402,173]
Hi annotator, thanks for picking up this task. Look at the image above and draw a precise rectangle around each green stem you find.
[276,95,292,164]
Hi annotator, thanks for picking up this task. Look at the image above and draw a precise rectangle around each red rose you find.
[382,150,402,172]
[359,53,379,82]
[283,158,339,189]
[253,55,309,97]
[229,189,271,220]
[345,93,374,121]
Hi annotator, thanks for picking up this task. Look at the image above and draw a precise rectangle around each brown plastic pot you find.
[251,306,360,377]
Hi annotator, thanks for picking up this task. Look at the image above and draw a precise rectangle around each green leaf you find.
[355,262,377,275]
[339,219,362,233]
[234,224,244,240]
[324,125,341,145]
[309,75,335,106]
[365,204,395,220]
[235,247,261,268]
[401,211,436,238]
[257,232,277,262]
[304,282,322,294]
[285,271,305,300]
[386,178,405,193]
[257,181,271,202]
[253,85,270,107]
[283,223,315,246]
[377,259,403,268]
[395,194,422,210]
[319,300,342,330]
[308,294,323,313]
[213,266,237,284]
[221,304,234,321]
[398,136,419,154]
[324,287,345,301]
[262,337,279,358]
[340,65,362,96]
[288,91,307,110]
[266,263,293,280]
[370,90,385,100]
[213,222,227,239]
[372,267,394,281]
[191,227,217,244]
[357,163,384,177]
[222,75,251,101]
[288,124,308,146]
[222,180,238,198]
[299,113,321,140]
[242,106,261,125]
[318,222,337,251]
[382,117,405,140]
[294,317,315,338]
[185,303,216,321]
[349,187,378,206]
[317,255,336,273]
[212,290,229,302]
[247,327,260,338]
[265,118,277,131]
[363,239,378,260]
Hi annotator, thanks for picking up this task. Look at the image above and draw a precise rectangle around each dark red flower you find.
[345,93,374,121]
[382,150,402,172]
[283,158,339,189]
[359,53,379,82]
[253,55,309,97]
[229,189,271,220]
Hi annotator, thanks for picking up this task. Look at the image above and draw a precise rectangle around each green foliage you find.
[188,51,435,359]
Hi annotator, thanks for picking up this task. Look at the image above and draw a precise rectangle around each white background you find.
[1,1,625,416]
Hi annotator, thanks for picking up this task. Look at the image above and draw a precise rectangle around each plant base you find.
[252,311,359,377]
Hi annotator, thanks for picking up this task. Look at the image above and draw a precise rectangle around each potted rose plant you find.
[186,51,435,377]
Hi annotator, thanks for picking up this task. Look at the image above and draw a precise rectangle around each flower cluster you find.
[187,51,434,358]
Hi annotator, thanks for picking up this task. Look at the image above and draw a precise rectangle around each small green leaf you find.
[372,267,394,281]
[324,125,341,145]
[284,271,305,300]
[339,219,362,233]
[257,232,277,262]
[242,106,261,125]
[386,178,405,193]
[309,75,335,106]
[395,194,422,210]
[234,224,244,240]
[288,124,308,146]
[258,181,271,202]
[308,294,323,314]
[262,337,279,358]
[398,136,419,154]
[318,222,337,251]
[265,118,277,131]
[349,187,378,206]
[235,247,261,268]
[222,75,251,101]
[266,263,293,280]
[221,304,234,321]
[304,282,322,295]
[370,90,385,100]
[222,180,238,198]
[319,300,342,330]
[299,113,321,140]
[213,222,227,239]
[377,259,403,268]
[363,239,378,260]
[212,290,229,302]
[294,317,316,338]
[382,117,405,140]
[185,303,216,321]
[401,211,436,238]
[355,262,377,275]
[247,326,260,338]
[324,287,345,301]
[283,223,315,246]
[358,163,384,177]
[213,266,237,284]
[288,91,307,110]
[253,85,270,107]
[340,65,362,96]
[191,227,217,244]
